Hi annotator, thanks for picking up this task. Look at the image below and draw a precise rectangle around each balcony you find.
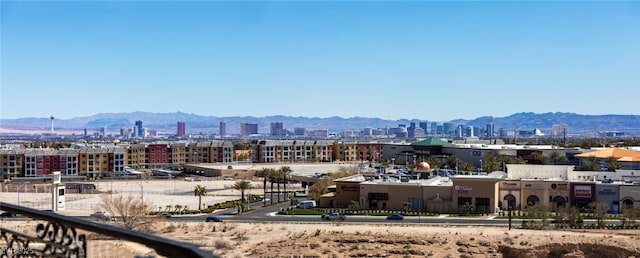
[0,203,214,258]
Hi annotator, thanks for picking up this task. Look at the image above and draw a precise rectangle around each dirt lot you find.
[2,179,639,257]
[4,220,639,258]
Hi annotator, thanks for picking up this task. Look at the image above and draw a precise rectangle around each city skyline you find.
[1,1,639,121]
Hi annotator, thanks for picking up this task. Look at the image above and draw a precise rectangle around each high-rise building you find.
[408,122,416,138]
[177,121,186,138]
[436,125,444,136]
[443,122,455,136]
[419,122,429,134]
[551,124,568,137]
[240,123,258,136]
[135,120,144,138]
[270,122,286,137]
[431,122,438,136]
[473,126,481,138]
[455,125,463,138]
[294,128,307,136]
[219,122,227,136]
[485,123,495,138]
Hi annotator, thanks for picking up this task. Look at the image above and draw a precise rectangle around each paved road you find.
[163,201,626,228]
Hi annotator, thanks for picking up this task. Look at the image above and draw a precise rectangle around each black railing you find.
[0,202,214,258]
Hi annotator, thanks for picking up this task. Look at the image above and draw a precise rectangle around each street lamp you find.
[137,182,144,203]
[480,159,483,173]
[17,183,22,206]
[404,152,409,169]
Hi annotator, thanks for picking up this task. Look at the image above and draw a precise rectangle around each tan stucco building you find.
[619,185,640,210]
[451,173,504,213]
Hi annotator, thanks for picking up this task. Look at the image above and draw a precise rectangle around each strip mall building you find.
[320,164,640,214]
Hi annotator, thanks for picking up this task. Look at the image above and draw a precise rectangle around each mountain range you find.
[1,112,639,135]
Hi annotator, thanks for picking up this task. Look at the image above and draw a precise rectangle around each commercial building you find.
[320,164,640,214]
[240,123,259,136]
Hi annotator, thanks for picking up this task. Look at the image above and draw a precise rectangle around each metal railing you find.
[0,202,214,258]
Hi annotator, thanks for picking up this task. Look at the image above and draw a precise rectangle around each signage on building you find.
[551,183,568,191]
[501,181,520,189]
[598,187,616,195]
[574,185,592,198]
[455,185,472,191]
[470,151,482,157]
[340,185,359,192]
[523,183,543,189]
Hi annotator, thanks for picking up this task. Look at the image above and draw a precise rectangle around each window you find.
[368,192,389,200]
[475,198,490,213]
[457,197,472,206]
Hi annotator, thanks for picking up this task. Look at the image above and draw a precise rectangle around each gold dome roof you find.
[416,161,431,171]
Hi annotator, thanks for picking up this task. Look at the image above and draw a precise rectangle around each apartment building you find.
[252,140,334,163]
[22,149,55,177]
[0,148,24,179]
[170,142,188,164]
[127,144,148,170]
[78,148,111,178]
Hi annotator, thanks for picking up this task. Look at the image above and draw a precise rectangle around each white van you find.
[296,200,317,209]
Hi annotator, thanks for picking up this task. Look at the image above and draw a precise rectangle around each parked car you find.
[296,200,317,209]
[321,212,345,221]
[386,214,404,220]
[162,213,173,218]
[205,215,223,222]
[90,211,114,221]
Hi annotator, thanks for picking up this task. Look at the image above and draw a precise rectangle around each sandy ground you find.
[2,179,640,257]
[2,219,639,258]
[1,179,285,216]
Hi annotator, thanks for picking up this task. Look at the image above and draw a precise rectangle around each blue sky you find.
[1,1,639,121]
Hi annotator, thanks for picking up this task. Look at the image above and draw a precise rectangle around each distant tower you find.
[135,120,143,138]
[219,122,227,136]
[270,122,285,137]
[485,123,494,138]
[240,122,258,136]
[177,121,186,138]
[50,116,55,134]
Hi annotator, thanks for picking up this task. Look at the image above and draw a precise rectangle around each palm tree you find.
[482,152,500,172]
[459,162,475,174]
[426,155,441,170]
[582,156,601,171]
[279,166,293,202]
[274,169,283,203]
[606,156,623,172]
[549,151,568,165]
[447,155,459,171]
[233,180,252,213]
[496,154,512,172]
[530,151,547,165]
[194,184,207,211]
[262,168,277,205]
[259,168,273,206]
